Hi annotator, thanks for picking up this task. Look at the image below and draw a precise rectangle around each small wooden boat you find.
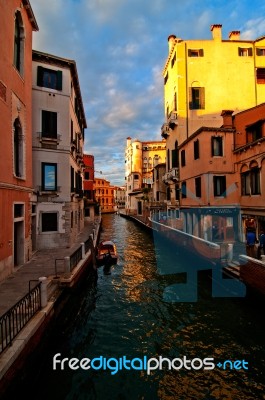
[96,240,118,266]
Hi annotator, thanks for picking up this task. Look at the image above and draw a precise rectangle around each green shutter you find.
[57,70,62,90]
[199,49,204,57]
[248,48,253,57]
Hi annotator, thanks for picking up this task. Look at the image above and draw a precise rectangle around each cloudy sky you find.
[30,0,265,186]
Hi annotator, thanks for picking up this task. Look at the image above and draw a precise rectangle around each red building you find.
[83,154,96,219]
[0,1,38,281]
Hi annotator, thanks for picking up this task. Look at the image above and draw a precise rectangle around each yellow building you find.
[94,178,115,213]
[125,137,166,214]
[162,24,265,204]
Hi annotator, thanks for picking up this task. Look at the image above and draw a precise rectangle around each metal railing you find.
[0,282,41,354]
[70,246,82,271]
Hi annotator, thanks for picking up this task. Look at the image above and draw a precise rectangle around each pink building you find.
[178,105,265,243]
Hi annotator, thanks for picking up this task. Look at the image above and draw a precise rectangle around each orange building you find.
[94,178,116,213]
[83,154,97,220]
[178,104,265,243]
[0,1,38,281]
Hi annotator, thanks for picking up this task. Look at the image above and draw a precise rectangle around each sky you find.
[30,0,265,186]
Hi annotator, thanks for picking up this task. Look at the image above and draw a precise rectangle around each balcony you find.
[36,186,61,196]
[161,123,170,139]
[167,111,178,129]
[38,132,61,144]
[74,188,84,198]
[162,168,179,184]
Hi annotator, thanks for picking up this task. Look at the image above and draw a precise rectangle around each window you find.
[213,176,226,197]
[246,122,262,143]
[211,136,223,156]
[42,110,57,139]
[194,139,199,160]
[251,167,260,195]
[42,212,58,232]
[181,150,186,167]
[238,47,253,57]
[13,118,24,178]
[188,49,204,57]
[84,172,90,180]
[42,163,57,191]
[164,72,168,85]
[189,87,205,110]
[13,12,24,74]
[256,48,265,56]
[256,68,265,84]
[195,177,201,197]
[172,149,178,168]
[37,66,62,90]
[71,167,75,192]
[14,204,24,218]
[134,174,139,180]
[181,181,187,198]
[241,171,250,195]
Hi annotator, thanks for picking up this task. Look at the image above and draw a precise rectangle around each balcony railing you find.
[167,111,178,129]
[36,186,61,195]
[162,167,179,184]
[38,132,61,144]
[161,123,170,139]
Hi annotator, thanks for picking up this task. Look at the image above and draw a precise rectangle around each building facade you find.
[162,24,265,206]
[94,178,116,213]
[83,154,96,220]
[0,1,38,281]
[176,104,265,246]
[125,137,166,214]
[32,50,87,249]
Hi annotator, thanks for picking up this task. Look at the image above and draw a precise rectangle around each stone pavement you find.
[0,218,101,317]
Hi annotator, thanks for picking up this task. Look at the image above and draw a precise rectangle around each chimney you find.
[168,34,176,53]
[221,110,234,128]
[211,24,222,41]
[229,30,240,41]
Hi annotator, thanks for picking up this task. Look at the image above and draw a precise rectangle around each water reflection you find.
[3,213,265,400]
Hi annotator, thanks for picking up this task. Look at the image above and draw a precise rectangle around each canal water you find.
[5,214,265,400]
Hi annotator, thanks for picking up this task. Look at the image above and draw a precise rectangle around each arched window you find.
[13,11,24,75]
[13,117,24,178]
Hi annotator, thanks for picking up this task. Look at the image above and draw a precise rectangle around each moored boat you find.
[96,240,118,266]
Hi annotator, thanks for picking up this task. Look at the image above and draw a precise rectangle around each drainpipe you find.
[253,43,257,105]
[185,42,189,140]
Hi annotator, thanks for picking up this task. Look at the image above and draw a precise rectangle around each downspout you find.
[253,42,257,105]
[185,42,189,140]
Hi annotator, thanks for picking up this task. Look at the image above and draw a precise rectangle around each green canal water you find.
[4,214,265,399]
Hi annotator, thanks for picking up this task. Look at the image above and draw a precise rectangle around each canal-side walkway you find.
[0,217,101,386]
[0,218,100,316]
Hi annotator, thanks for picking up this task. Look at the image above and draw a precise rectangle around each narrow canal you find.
[5,214,265,399]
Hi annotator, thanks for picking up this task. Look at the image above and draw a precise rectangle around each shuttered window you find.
[238,47,253,57]
[42,110,57,138]
[37,66,62,90]
[189,87,205,110]
[256,68,265,84]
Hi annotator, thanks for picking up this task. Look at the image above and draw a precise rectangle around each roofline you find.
[32,49,87,128]
[178,126,235,149]
[23,0,39,31]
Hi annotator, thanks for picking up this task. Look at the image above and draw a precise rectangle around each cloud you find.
[30,0,265,185]
[241,18,265,39]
